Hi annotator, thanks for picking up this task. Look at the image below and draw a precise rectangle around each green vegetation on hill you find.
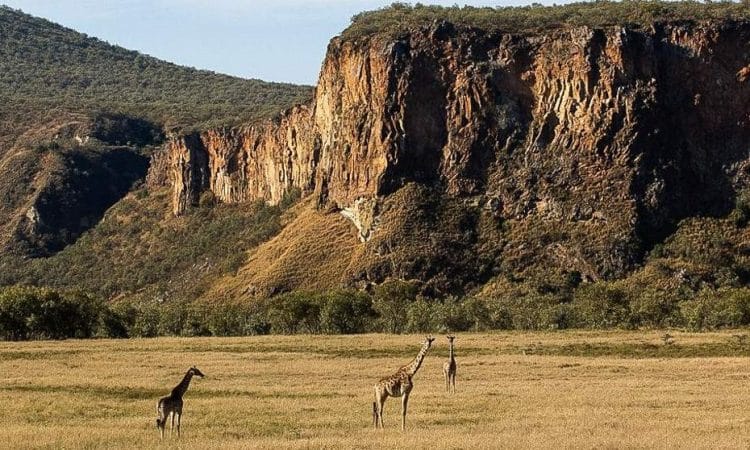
[0,188,297,302]
[345,1,750,39]
[0,6,312,132]
[0,6,312,258]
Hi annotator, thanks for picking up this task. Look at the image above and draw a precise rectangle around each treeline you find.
[346,1,750,39]
[2,281,750,340]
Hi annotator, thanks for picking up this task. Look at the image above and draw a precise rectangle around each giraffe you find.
[155,366,205,439]
[372,336,435,431]
[443,335,457,394]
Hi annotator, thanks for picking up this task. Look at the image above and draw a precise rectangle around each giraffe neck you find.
[171,370,193,398]
[449,341,454,361]
[405,342,431,376]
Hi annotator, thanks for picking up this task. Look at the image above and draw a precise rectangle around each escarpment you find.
[155,20,750,287]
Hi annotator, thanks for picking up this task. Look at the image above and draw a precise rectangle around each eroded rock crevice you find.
[154,21,750,279]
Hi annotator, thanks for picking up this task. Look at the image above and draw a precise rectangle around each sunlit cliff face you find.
[154,20,750,281]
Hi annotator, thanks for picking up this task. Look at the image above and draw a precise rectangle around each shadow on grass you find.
[0,349,83,361]
[169,340,750,359]
[0,384,352,401]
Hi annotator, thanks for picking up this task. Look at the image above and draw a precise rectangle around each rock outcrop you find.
[154,20,750,282]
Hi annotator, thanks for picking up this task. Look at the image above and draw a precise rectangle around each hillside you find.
[0,5,312,133]
[0,6,311,259]
[2,2,750,333]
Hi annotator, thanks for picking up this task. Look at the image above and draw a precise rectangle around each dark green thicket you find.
[3,280,750,340]
[345,1,750,39]
[0,286,105,340]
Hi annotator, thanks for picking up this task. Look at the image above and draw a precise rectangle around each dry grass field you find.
[1,331,750,449]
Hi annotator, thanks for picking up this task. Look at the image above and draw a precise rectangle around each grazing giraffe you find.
[372,336,435,431]
[443,335,457,394]
[155,366,205,439]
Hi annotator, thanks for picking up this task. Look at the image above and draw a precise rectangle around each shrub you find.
[129,303,161,338]
[488,292,571,330]
[266,292,322,334]
[345,2,750,40]
[97,307,129,338]
[206,302,257,336]
[406,298,436,333]
[372,280,419,333]
[627,288,681,328]
[0,286,104,340]
[571,282,630,328]
[461,296,494,331]
[731,191,750,228]
[432,296,473,332]
[319,290,375,334]
[680,288,750,330]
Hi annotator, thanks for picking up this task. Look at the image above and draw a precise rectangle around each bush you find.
[460,296,495,331]
[206,302,257,336]
[373,280,418,333]
[628,288,681,328]
[158,301,190,336]
[0,286,104,340]
[486,292,571,330]
[406,298,436,333]
[319,290,375,334]
[129,303,161,338]
[432,296,473,332]
[731,190,750,228]
[266,292,322,334]
[98,307,129,338]
[345,2,750,39]
[681,288,750,330]
[571,282,630,328]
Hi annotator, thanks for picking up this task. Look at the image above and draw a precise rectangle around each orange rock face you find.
[152,21,750,279]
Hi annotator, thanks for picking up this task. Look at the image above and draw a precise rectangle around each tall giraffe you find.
[372,336,435,431]
[443,335,457,394]
[155,366,205,439]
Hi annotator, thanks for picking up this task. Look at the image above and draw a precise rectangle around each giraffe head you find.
[425,336,436,347]
[446,335,456,342]
[190,366,205,378]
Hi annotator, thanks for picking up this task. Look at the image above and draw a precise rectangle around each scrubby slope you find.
[0,6,311,259]
[0,6,312,133]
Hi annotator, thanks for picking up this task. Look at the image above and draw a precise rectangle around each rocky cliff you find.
[154,20,750,290]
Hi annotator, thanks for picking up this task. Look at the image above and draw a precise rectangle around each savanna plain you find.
[1,332,749,449]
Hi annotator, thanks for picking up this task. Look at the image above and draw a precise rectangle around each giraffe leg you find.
[444,368,449,393]
[373,387,387,429]
[401,393,409,432]
[170,411,175,436]
[452,372,457,394]
[378,395,386,429]
[176,412,181,438]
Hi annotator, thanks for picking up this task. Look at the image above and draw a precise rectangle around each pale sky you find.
[3,0,558,85]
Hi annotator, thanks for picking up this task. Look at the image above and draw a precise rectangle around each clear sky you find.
[3,0,551,85]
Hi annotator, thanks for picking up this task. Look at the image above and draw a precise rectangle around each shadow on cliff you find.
[630,22,750,252]
[14,147,149,257]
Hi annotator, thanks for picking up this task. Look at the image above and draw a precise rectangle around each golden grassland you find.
[1,331,750,449]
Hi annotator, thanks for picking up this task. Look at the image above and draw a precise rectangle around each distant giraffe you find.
[443,335,457,394]
[155,366,205,439]
[372,336,435,431]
